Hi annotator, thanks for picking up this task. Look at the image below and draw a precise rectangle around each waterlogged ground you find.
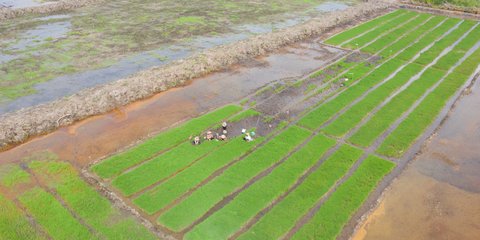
[0,0,354,111]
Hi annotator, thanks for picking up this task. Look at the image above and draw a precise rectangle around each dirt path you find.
[350,72,480,240]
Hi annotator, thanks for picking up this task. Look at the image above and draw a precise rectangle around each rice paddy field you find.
[1,7,479,240]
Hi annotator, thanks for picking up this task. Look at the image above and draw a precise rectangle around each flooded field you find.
[352,74,480,240]
[0,0,353,112]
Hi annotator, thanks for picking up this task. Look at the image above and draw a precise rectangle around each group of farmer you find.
[191,121,255,145]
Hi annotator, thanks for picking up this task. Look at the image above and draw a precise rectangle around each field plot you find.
[79,9,478,240]
[0,6,477,240]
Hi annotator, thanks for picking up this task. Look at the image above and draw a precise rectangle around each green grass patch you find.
[158,126,311,232]
[29,160,156,240]
[185,134,336,240]
[0,194,45,240]
[237,144,363,240]
[377,48,480,157]
[91,105,241,179]
[19,187,95,240]
[292,155,395,240]
[322,63,425,137]
[324,10,406,46]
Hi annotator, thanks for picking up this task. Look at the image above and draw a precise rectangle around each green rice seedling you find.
[379,16,447,58]
[91,105,241,179]
[134,135,265,214]
[19,188,95,240]
[158,126,311,232]
[377,49,480,157]
[361,13,431,54]
[237,144,363,240]
[322,63,425,137]
[185,134,335,240]
[0,194,45,240]
[343,12,419,49]
[298,58,406,130]
[0,164,31,188]
[292,155,395,240]
[395,18,461,61]
[228,109,260,122]
[29,161,156,240]
[112,140,224,196]
[414,21,476,66]
[349,68,446,147]
[324,10,406,46]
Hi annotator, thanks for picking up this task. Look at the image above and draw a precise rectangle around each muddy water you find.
[0,1,351,114]
[0,40,344,167]
[352,76,480,240]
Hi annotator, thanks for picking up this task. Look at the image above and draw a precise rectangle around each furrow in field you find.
[297,18,463,132]
[0,194,46,240]
[322,21,475,138]
[157,126,311,232]
[29,161,157,240]
[377,39,480,157]
[133,135,266,215]
[183,134,336,240]
[288,156,395,240]
[91,105,242,179]
[325,9,406,46]
[342,11,419,49]
[334,10,409,47]
[235,144,363,240]
[350,23,480,148]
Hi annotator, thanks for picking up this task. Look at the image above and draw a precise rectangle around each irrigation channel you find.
[0,6,479,240]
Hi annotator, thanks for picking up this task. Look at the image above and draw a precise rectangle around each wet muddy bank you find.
[0,0,102,20]
[0,1,393,149]
[0,39,345,167]
[345,71,480,239]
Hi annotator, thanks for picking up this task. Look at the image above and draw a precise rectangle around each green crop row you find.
[30,161,156,240]
[0,164,31,188]
[322,63,425,137]
[292,155,394,240]
[112,140,224,196]
[324,10,406,46]
[298,58,406,130]
[378,16,447,58]
[19,188,96,240]
[377,47,480,157]
[396,18,461,61]
[414,21,476,66]
[112,109,261,196]
[158,126,311,232]
[361,13,431,54]
[349,68,446,147]
[134,135,265,214]
[185,134,336,240]
[91,104,242,179]
[343,11,419,49]
[0,194,45,240]
[349,24,480,148]
[237,144,363,240]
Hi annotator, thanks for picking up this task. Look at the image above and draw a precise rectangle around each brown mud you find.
[0,1,393,149]
[400,1,480,16]
[0,39,344,168]
[351,74,480,240]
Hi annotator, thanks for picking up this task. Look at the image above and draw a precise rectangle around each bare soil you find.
[0,0,103,20]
